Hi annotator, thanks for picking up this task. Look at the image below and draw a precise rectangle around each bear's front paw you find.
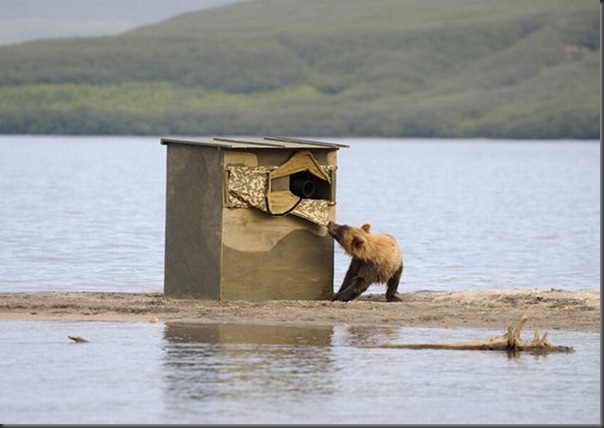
[331,293,349,302]
[386,294,402,302]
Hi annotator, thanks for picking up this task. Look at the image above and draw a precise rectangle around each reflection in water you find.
[161,323,337,422]
[165,322,333,346]
[0,321,598,424]
[336,325,402,347]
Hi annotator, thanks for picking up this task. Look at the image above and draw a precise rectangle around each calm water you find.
[0,136,600,424]
[0,321,600,424]
[0,136,600,293]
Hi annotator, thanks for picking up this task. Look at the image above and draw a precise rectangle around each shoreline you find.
[0,289,599,332]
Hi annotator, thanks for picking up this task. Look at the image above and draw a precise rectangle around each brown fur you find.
[327,221,403,302]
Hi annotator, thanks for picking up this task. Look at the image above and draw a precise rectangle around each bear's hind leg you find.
[385,264,403,302]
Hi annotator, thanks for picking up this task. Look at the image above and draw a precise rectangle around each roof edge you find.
[160,136,348,149]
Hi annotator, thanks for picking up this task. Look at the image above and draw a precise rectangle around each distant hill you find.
[0,0,598,138]
[0,0,247,45]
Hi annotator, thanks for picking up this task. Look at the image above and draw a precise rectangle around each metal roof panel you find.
[160,136,348,149]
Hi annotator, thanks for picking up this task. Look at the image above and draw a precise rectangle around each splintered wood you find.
[367,309,573,354]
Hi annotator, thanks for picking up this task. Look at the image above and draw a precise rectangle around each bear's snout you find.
[327,221,348,242]
[327,221,338,238]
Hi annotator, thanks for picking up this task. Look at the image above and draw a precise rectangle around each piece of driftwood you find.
[364,309,573,354]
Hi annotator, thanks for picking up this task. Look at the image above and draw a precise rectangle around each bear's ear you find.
[352,236,366,249]
[361,223,372,233]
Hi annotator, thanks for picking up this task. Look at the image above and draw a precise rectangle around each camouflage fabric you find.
[319,165,333,177]
[269,150,331,183]
[266,190,299,215]
[267,150,331,215]
[291,199,332,226]
[225,156,335,226]
[226,166,270,211]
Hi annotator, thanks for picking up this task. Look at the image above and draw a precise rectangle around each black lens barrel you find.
[290,173,316,198]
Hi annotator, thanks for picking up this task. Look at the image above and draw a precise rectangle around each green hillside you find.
[0,0,598,138]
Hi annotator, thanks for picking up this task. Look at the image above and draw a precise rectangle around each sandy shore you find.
[0,289,599,332]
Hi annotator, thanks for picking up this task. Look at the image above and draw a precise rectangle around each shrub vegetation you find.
[0,0,598,138]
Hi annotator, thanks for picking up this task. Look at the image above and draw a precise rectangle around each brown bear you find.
[327,221,403,302]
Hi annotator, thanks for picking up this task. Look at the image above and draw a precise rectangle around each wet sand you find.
[0,289,599,332]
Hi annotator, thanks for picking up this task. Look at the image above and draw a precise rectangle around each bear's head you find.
[327,221,372,258]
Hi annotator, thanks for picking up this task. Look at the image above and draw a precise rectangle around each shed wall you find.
[221,209,334,300]
[164,144,223,298]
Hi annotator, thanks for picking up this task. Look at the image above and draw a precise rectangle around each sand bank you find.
[0,289,599,332]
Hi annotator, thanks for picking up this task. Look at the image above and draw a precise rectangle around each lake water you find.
[0,136,599,294]
[0,136,600,424]
[1,320,600,424]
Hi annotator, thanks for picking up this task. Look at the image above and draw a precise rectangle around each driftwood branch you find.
[364,309,573,354]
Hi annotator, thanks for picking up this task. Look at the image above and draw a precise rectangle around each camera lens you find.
[290,173,316,198]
